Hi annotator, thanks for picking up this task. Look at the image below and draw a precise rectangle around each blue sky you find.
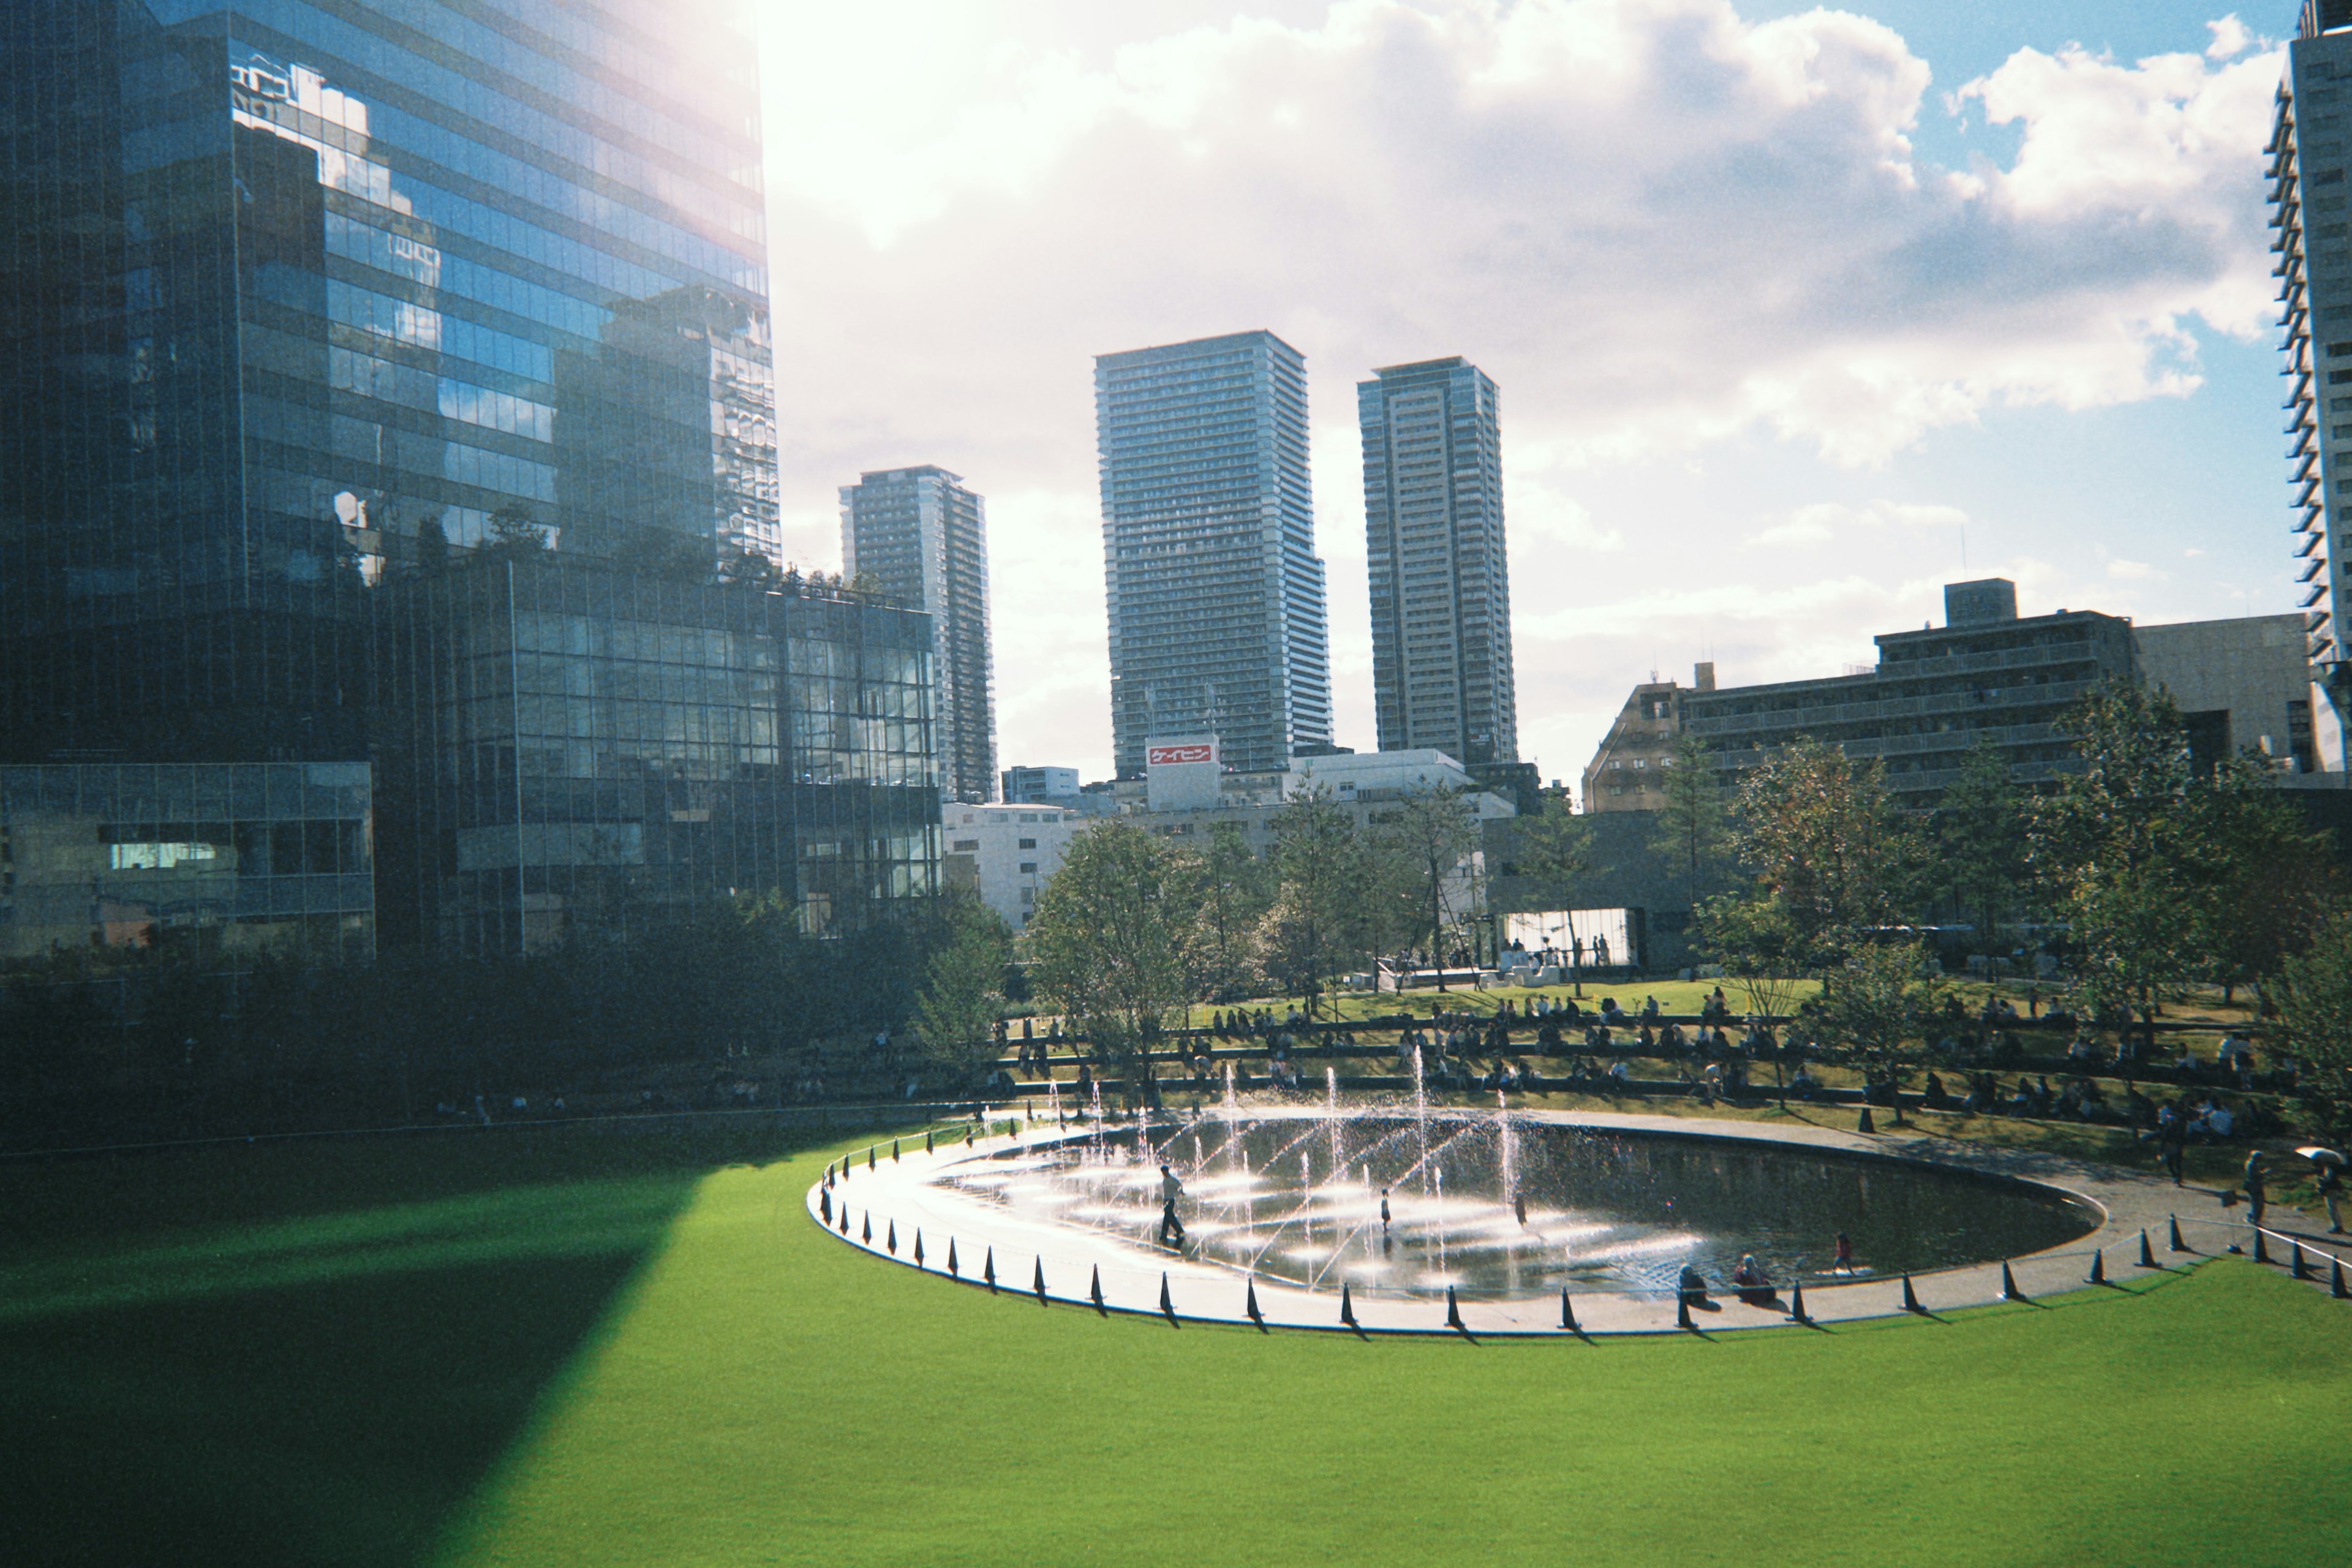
[758,1,2301,788]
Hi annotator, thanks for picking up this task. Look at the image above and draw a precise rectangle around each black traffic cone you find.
[2333,1258,2348,1300]
[1901,1274,1923,1313]
[1857,1107,1875,1134]
[867,1146,876,1171]
[2253,1229,2271,1265]
[2169,1215,2188,1253]
[1090,1265,1107,1316]
[2293,1242,2310,1280]
[924,1129,934,1154]
[1160,1273,1178,1327]
[1788,1279,1811,1324]
[947,1238,959,1278]
[2086,1247,2105,1284]
[891,1139,900,1163]
[2000,1261,2027,1302]
[1446,1285,1465,1332]
[887,1220,898,1256]
[1246,1278,1266,1330]
[1340,1281,1359,1329]
[984,1246,997,1293]
[2138,1230,2156,1268]
[1033,1257,1048,1305]
[861,1213,872,1243]
[837,1204,849,1234]
[820,1189,831,1225]
[911,1230,924,1267]
[1561,1287,1580,1332]
[965,1124,976,1146]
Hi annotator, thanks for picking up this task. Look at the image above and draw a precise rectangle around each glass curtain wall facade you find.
[2274,0,2352,770]
[376,557,939,958]
[1359,356,1517,765]
[1,763,373,963]
[1095,331,1331,777]
[0,0,777,767]
[840,466,998,804]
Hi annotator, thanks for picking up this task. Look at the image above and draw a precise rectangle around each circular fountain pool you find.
[938,1112,2100,1300]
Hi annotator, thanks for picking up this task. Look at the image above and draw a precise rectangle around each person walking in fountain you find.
[1158,1164,1187,1246]
[1381,1188,1393,1231]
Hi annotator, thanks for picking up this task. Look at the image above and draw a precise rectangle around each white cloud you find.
[760,1,2286,779]
[2108,557,2159,579]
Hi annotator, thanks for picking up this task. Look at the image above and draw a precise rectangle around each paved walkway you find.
[807,1110,2350,1336]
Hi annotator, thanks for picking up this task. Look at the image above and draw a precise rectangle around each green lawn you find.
[6,1123,2350,1567]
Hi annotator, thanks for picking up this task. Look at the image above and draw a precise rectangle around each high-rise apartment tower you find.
[1359,356,1517,764]
[841,466,997,803]
[2271,0,2352,769]
[1095,331,1332,777]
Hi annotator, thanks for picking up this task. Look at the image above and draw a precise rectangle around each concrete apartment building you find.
[1578,581,2316,813]
[941,802,1085,931]
[1359,357,1518,766]
[841,466,998,804]
[1095,331,1333,777]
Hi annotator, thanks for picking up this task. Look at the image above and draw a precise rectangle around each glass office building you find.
[0,762,374,963]
[1095,331,1332,777]
[841,466,998,805]
[1,0,777,765]
[377,557,940,957]
[1359,356,1517,766]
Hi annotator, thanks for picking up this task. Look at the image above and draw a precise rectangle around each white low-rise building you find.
[941,802,1087,930]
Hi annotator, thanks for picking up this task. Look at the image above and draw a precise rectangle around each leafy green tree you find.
[1026,822,1194,1102]
[1934,741,2027,967]
[910,892,1014,1081]
[1379,786,1480,987]
[2192,755,2336,1006]
[2030,684,2203,1027]
[1814,938,1946,1121]
[1185,823,1270,1001]
[1262,785,1371,1007]
[1727,737,1920,957]
[2273,909,2352,1136]
[1651,735,1733,910]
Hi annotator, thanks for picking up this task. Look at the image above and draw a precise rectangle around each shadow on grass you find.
[0,1118,857,1568]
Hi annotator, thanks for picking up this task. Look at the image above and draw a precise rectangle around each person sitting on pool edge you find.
[1678,1262,1716,1310]
[1730,1254,1776,1307]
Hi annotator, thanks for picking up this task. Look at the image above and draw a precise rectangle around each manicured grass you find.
[7,1123,2350,1567]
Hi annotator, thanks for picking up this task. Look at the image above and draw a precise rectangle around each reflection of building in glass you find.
[1095,331,1332,777]
[377,558,940,957]
[841,467,997,803]
[1360,357,1517,766]
[1,764,374,963]
[0,3,820,956]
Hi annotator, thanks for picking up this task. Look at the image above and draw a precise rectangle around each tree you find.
[1813,938,1946,1121]
[414,515,450,575]
[1185,823,1270,1002]
[2192,755,2335,1006]
[2030,684,2202,1028]
[1262,785,1371,1008]
[718,541,782,589]
[1651,735,1733,910]
[910,893,1013,1082]
[1498,784,1594,989]
[1728,737,1920,957]
[477,503,549,561]
[1379,786,1480,986]
[1934,741,2027,967]
[1025,822,1193,1102]
[2272,910,2352,1137]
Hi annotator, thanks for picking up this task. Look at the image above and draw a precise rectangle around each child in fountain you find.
[1158,1164,1187,1246]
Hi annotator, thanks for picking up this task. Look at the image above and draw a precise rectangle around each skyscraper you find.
[841,466,997,804]
[0,0,777,764]
[1095,331,1331,777]
[2273,0,2352,770]
[1359,356,1517,764]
